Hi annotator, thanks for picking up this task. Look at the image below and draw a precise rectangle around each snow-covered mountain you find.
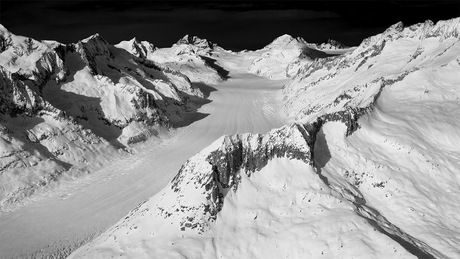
[117,35,225,85]
[70,18,460,259]
[0,25,224,210]
[71,123,418,258]
[247,34,353,79]
[280,18,460,258]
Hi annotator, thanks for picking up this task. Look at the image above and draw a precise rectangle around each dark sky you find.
[1,1,459,50]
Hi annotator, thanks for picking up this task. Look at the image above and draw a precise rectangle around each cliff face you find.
[168,124,315,228]
[176,35,215,55]
[115,37,156,59]
[0,68,47,115]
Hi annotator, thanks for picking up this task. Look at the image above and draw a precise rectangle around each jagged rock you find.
[0,67,47,115]
[317,39,348,50]
[115,37,156,59]
[176,34,214,53]
[74,34,115,75]
[168,124,315,224]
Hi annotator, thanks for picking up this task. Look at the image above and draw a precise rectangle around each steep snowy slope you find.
[0,25,209,210]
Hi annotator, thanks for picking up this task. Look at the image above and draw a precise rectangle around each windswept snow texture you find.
[72,18,460,259]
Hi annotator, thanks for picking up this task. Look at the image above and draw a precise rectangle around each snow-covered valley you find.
[0,64,288,257]
[1,17,460,259]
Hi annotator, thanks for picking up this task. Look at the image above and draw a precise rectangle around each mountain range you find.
[1,17,460,259]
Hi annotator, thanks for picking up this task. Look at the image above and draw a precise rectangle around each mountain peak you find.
[386,21,405,33]
[265,34,307,50]
[175,34,214,54]
[177,34,213,48]
[0,24,8,35]
[269,34,294,46]
[115,37,155,59]
[80,33,106,44]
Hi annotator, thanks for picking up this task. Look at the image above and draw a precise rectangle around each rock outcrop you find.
[176,34,214,55]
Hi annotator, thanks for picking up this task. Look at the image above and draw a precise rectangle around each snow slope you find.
[71,18,460,259]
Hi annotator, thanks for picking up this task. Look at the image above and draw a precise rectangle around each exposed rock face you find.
[168,124,314,225]
[0,68,47,115]
[317,39,348,50]
[85,123,318,241]
[176,34,214,54]
[74,34,115,75]
[115,37,156,59]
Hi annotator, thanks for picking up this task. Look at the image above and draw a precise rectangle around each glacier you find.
[1,18,460,259]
